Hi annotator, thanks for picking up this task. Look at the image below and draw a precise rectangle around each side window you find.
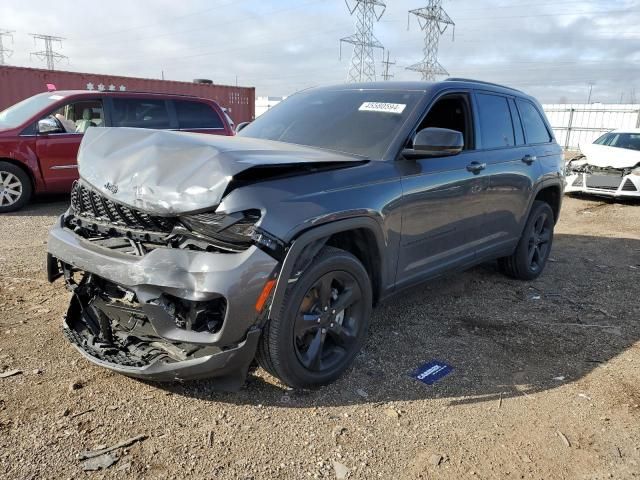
[111,98,171,129]
[416,94,473,150]
[516,99,551,144]
[593,133,612,145]
[175,101,224,129]
[45,100,104,133]
[475,93,514,149]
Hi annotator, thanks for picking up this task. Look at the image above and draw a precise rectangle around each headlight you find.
[631,167,640,176]
[180,209,261,247]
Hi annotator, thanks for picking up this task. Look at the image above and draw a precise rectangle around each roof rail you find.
[444,77,524,94]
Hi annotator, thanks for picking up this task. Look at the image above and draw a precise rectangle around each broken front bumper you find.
[565,172,640,197]
[47,221,278,385]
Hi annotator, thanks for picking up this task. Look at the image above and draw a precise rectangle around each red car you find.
[0,90,235,212]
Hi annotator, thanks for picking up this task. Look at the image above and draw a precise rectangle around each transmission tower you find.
[30,33,67,70]
[381,50,395,81]
[0,29,14,65]
[406,1,455,81]
[340,0,386,83]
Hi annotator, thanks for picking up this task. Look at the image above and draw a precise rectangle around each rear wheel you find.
[499,200,555,280]
[0,162,32,213]
[257,246,372,388]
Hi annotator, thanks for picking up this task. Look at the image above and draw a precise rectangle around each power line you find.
[0,29,14,65]
[30,33,68,70]
[406,0,455,81]
[340,0,386,83]
[381,50,395,80]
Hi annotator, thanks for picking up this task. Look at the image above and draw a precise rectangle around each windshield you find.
[594,132,640,151]
[0,92,66,129]
[238,89,423,159]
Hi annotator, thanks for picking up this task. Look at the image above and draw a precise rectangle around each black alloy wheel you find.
[257,246,373,389]
[293,270,364,372]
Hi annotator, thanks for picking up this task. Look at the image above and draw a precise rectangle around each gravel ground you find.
[1,194,639,479]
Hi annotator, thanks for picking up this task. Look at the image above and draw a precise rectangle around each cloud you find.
[0,0,638,102]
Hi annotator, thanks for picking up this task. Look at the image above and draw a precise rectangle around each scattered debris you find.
[78,434,147,460]
[356,388,368,399]
[529,293,541,301]
[498,392,503,409]
[553,376,566,381]
[332,425,346,437]
[82,453,118,471]
[578,393,592,401]
[557,430,571,448]
[69,379,84,391]
[0,369,22,378]
[384,408,400,420]
[32,368,42,375]
[410,360,453,385]
[206,431,213,447]
[71,408,95,419]
[430,454,443,466]
[332,460,350,480]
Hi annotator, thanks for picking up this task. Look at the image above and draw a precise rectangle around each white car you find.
[565,128,640,198]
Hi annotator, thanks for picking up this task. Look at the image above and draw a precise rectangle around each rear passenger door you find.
[472,91,539,258]
[173,100,229,135]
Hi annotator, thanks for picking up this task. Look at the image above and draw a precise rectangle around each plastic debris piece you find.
[410,360,453,385]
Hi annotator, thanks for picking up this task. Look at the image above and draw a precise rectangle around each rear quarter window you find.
[174,100,224,129]
[475,93,515,149]
[516,99,552,144]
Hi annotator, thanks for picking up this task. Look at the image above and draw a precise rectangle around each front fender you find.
[268,216,388,317]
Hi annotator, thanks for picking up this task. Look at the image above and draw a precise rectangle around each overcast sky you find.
[1,0,639,103]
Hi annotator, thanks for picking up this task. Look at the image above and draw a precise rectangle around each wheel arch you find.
[268,217,386,317]
[532,182,563,224]
[0,157,36,190]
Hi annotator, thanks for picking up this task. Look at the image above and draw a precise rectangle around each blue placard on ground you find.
[410,360,453,385]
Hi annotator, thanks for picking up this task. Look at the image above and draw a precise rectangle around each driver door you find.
[35,98,103,192]
[395,92,490,288]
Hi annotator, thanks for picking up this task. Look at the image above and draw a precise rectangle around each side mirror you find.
[38,117,63,134]
[235,121,250,133]
[403,127,464,158]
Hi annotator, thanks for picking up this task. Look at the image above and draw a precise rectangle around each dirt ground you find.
[0,194,639,480]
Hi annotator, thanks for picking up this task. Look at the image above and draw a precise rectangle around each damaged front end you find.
[47,180,281,388]
[565,158,640,197]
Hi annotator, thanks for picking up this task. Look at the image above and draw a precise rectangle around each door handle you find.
[466,161,486,173]
[522,154,537,165]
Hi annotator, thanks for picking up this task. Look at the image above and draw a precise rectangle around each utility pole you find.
[406,0,455,81]
[340,0,386,83]
[30,33,67,70]
[381,50,395,81]
[586,82,594,104]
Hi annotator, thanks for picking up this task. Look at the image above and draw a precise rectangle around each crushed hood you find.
[78,127,363,215]
[577,142,640,169]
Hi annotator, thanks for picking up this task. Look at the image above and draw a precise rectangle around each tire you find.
[498,200,555,280]
[0,162,32,213]
[257,246,373,388]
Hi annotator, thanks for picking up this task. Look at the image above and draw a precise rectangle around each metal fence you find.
[542,104,640,150]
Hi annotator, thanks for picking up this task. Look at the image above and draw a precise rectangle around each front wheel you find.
[0,162,32,213]
[499,200,555,280]
[257,246,372,388]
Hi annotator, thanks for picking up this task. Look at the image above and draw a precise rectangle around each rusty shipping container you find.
[0,65,255,123]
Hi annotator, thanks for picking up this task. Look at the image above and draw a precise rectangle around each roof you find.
[309,78,533,99]
[33,89,207,99]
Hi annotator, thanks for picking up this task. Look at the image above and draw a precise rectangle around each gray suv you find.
[47,79,564,389]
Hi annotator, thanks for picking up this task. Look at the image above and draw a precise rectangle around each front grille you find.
[622,179,637,192]
[71,181,176,233]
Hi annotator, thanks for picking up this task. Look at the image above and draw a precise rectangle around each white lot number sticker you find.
[359,102,406,114]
